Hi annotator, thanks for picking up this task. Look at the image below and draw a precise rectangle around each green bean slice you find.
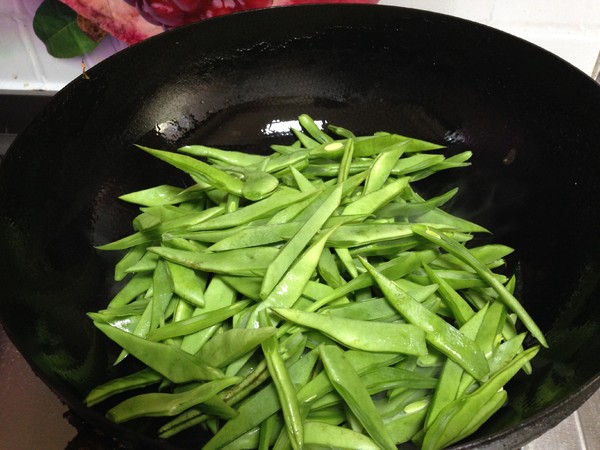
[106,377,241,423]
[298,114,334,144]
[361,257,490,381]
[319,345,397,450]
[138,146,246,196]
[273,308,427,356]
[304,421,380,449]
[413,225,548,347]
[94,322,224,383]
[85,368,162,407]
[363,142,407,194]
[260,183,342,298]
[146,300,250,342]
[259,311,304,450]
[148,246,279,277]
[422,346,540,450]
[197,327,277,368]
[189,188,313,231]
[178,145,266,167]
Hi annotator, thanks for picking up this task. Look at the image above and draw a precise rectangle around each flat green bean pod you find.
[87,116,543,450]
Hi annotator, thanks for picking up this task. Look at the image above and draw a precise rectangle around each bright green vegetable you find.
[319,345,398,450]
[86,116,544,450]
[273,308,427,356]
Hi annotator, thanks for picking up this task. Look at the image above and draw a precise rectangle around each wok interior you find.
[1,5,600,449]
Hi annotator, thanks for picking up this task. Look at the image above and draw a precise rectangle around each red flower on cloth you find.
[60,0,379,45]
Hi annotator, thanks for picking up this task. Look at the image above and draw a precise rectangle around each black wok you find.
[1,4,600,449]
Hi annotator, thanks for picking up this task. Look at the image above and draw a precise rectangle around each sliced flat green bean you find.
[159,409,210,438]
[297,351,403,406]
[273,308,427,356]
[123,250,159,273]
[327,222,414,247]
[259,311,304,450]
[242,170,280,201]
[413,207,489,234]
[107,272,152,308]
[220,275,262,300]
[352,134,442,157]
[422,263,475,326]
[85,368,162,407]
[391,153,446,176]
[363,142,407,194]
[424,306,487,429]
[322,297,398,321]
[113,296,153,364]
[361,257,490,381]
[334,247,358,278]
[298,114,333,144]
[148,245,279,277]
[327,124,355,139]
[313,366,437,411]
[260,183,342,299]
[203,348,320,450]
[422,346,540,450]
[304,421,380,449]
[138,146,246,196]
[337,138,354,184]
[410,151,472,181]
[319,345,397,450]
[342,177,409,216]
[413,225,548,347]
[165,261,206,307]
[178,145,266,167]
[208,222,300,251]
[488,332,527,374]
[253,227,338,326]
[291,127,320,148]
[179,275,238,354]
[197,327,277,368]
[189,188,312,231]
[90,297,150,324]
[146,300,250,342]
[377,187,458,218]
[409,267,507,290]
[261,150,310,173]
[119,184,187,206]
[94,322,224,382]
[317,247,346,289]
[258,415,279,450]
[151,260,174,330]
[312,250,438,309]
[384,401,429,444]
[97,205,226,250]
[114,245,147,281]
[431,244,514,271]
[106,376,241,423]
[475,300,507,357]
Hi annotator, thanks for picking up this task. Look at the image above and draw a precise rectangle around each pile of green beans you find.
[87,114,546,450]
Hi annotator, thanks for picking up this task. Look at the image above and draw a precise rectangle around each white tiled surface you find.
[1,0,600,92]
[0,0,127,92]
[380,0,600,77]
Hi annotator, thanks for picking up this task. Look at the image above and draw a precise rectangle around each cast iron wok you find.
[1,4,600,449]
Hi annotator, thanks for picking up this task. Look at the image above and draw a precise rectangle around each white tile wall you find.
[379,0,600,76]
[0,0,127,92]
[1,0,600,92]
